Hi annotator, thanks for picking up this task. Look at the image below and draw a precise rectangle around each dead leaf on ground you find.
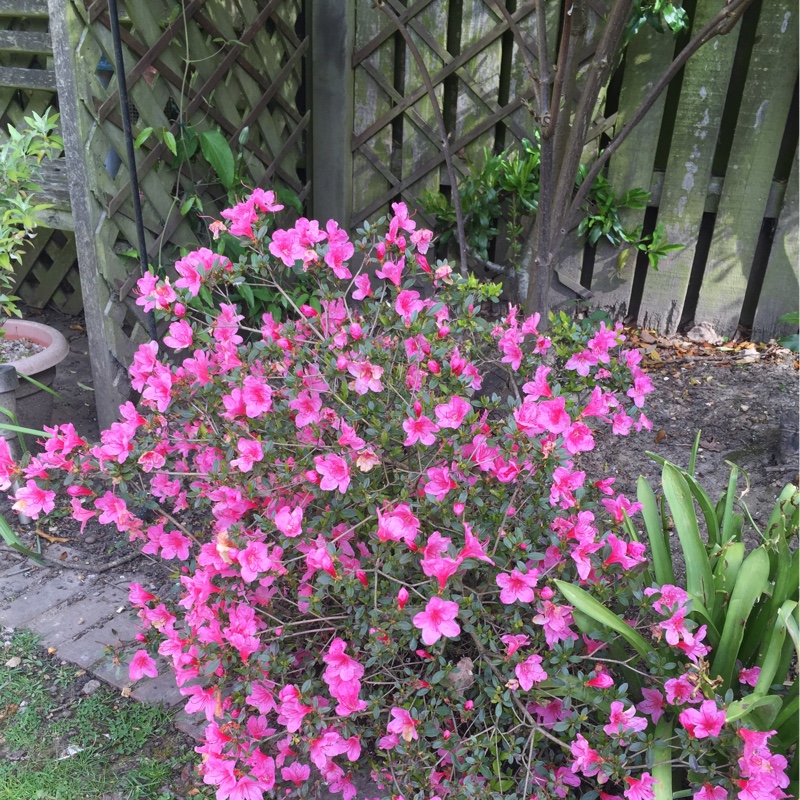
[4,656,21,668]
[655,429,667,444]
[699,439,722,452]
[69,324,86,332]
[35,529,69,544]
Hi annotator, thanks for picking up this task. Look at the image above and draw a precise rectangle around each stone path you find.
[0,544,202,740]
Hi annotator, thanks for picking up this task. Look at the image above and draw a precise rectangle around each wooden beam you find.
[0,66,56,90]
[0,0,48,18]
[310,0,355,226]
[48,0,124,431]
[0,30,51,53]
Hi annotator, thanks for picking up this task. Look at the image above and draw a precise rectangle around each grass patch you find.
[0,629,209,800]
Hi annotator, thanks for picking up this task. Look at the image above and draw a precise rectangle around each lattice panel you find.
[12,228,82,312]
[56,0,308,396]
[351,0,606,226]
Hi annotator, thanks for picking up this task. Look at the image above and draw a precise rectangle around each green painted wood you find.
[694,0,798,335]
[401,0,448,209]
[311,0,354,224]
[752,149,798,343]
[456,0,501,163]
[0,65,55,90]
[0,30,51,53]
[636,0,742,333]
[23,233,77,308]
[0,0,48,17]
[47,0,123,430]
[588,23,677,319]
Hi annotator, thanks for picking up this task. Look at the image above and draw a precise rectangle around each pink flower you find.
[637,688,665,724]
[376,258,404,285]
[679,699,726,739]
[274,506,303,537]
[281,762,310,787]
[387,707,419,742]
[231,438,264,472]
[570,733,605,778]
[496,569,538,604]
[12,480,55,519]
[501,634,530,657]
[693,785,727,800]
[515,654,547,690]
[351,273,372,300]
[739,666,761,687]
[625,772,657,800]
[424,466,457,501]
[163,319,194,351]
[237,540,273,582]
[314,454,351,493]
[538,397,571,433]
[242,376,273,417]
[412,597,461,645]
[289,391,322,427]
[604,701,648,736]
[434,396,471,429]
[376,503,420,544]
[395,289,425,323]
[347,361,384,395]
[402,415,439,446]
[129,650,158,681]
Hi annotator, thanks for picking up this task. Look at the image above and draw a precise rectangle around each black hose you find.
[107,0,159,342]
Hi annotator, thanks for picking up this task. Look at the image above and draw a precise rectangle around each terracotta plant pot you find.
[1,319,69,433]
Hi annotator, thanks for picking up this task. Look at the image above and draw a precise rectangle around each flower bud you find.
[413,400,422,418]
[397,587,409,610]
[453,502,465,516]
[427,360,440,374]
[539,586,554,600]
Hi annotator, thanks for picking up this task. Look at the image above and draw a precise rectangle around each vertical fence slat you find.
[694,0,798,335]
[636,0,742,334]
[47,0,123,429]
[311,0,354,224]
[588,24,676,318]
[752,150,798,342]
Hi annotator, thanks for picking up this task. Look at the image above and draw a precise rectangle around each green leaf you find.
[134,127,153,149]
[663,464,716,615]
[720,463,740,544]
[711,546,770,691]
[200,130,235,190]
[725,694,782,728]
[651,716,673,800]
[754,600,794,696]
[554,580,653,660]
[638,476,675,585]
[237,282,255,309]
[0,514,44,564]
[163,130,177,157]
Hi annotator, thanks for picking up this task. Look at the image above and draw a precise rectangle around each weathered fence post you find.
[47,0,125,430]
[310,0,355,226]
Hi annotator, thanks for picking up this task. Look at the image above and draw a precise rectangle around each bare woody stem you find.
[377,1,469,276]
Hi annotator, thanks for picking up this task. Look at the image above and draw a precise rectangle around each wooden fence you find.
[0,0,796,428]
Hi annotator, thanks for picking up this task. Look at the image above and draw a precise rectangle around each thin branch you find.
[561,0,755,237]
[543,0,573,141]
[377,1,469,276]
[488,0,541,112]
[550,0,633,234]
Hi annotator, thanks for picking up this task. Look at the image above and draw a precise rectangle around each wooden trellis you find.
[0,0,83,312]
[48,0,309,428]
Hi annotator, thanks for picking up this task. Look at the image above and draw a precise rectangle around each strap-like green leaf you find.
[725,694,782,728]
[711,546,770,692]
[663,464,716,615]
[720,463,740,544]
[754,600,795,696]
[651,715,673,800]
[638,476,674,585]
[554,580,652,660]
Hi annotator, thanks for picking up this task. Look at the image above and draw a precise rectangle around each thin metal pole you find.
[107,0,158,341]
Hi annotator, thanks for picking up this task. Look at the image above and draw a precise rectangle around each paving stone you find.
[130,666,183,707]
[0,571,85,628]
[27,588,128,650]
[173,709,207,741]
[54,609,139,670]
[0,563,47,604]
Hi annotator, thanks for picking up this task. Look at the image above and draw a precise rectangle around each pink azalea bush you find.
[2,196,792,800]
